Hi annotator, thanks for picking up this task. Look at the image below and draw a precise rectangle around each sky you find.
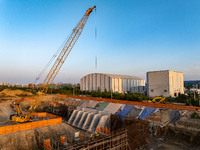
[0,0,200,84]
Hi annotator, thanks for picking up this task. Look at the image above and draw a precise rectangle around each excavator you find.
[10,6,96,123]
[148,97,166,103]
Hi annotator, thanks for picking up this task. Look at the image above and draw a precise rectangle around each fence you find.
[0,113,62,135]
[56,94,200,112]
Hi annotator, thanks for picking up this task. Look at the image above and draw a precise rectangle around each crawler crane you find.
[10,6,96,123]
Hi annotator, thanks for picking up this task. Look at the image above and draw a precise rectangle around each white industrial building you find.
[147,70,184,97]
[80,73,145,93]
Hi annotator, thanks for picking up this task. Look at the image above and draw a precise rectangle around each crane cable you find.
[34,7,97,85]
[95,7,97,40]
[94,7,98,71]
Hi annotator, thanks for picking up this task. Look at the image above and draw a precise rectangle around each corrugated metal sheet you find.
[103,103,124,114]
[80,73,145,92]
[81,73,143,81]
[105,73,143,80]
[97,102,109,111]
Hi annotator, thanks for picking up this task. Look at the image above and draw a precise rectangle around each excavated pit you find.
[0,123,77,150]
[0,94,82,150]
[1,93,200,150]
[111,116,150,150]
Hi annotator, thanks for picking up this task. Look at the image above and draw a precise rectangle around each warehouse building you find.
[80,73,145,93]
[147,70,184,97]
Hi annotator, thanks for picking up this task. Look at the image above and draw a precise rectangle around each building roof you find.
[147,70,183,74]
[82,73,144,80]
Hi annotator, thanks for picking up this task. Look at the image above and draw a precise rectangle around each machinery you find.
[10,6,96,123]
[148,97,166,103]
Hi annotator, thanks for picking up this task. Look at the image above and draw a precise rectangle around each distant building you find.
[0,82,9,87]
[80,73,145,93]
[16,83,22,88]
[28,84,36,89]
[22,84,28,88]
[188,88,200,94]
[184,80,200,89]
[147,70,184,97]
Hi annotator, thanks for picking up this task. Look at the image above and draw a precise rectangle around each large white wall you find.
[147,70,184,97]
[80,73,145,93]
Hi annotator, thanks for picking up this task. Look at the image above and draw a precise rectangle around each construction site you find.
[1,4,200,150]
[0,88,200,150]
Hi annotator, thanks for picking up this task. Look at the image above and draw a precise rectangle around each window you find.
[151,90,154,92]
[174,93,177,97]
[164,90,167,92]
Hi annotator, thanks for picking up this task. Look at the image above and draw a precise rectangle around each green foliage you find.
[88,90,151,102]
[164,94,199,106]
[190,112,200,119]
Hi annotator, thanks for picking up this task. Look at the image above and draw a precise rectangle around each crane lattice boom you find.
[40,6,96,93]
[11,6,96,123]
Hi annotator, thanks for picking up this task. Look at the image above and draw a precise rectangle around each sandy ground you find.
[0,99,18,126]
[0,89,33,97]
[0,94,83,127]
[142,137,200,150]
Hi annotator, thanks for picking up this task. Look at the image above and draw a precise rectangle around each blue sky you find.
[0,0,200,84]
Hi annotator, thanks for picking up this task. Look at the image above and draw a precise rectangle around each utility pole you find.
[193,84,196,99]
[73,84,75,96]
[111,90,112,99]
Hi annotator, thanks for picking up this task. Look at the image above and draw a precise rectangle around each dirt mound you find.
[0,100,16,126]
[0,89,33,97]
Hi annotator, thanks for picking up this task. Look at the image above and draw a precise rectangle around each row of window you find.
[151,90,167,92]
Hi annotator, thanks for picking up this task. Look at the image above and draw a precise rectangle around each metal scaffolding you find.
[43,130,130,150]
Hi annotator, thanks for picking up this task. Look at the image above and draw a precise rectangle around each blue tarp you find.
[114,105,135,121]
[138,107,157,120]
[168,110,182,126]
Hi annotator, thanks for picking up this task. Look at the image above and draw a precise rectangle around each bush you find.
[190,112,200,119]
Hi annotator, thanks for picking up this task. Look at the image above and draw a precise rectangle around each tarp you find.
[167,109,183,126]
[127,107,143,118]
[114,105,135,121]
[103,103,124,114]
[82,113,95,130]
[88,114,101,132]
[82,108,98,113]
[68,110,78,124]
[138,107,157,120]
[79,101,99,109]
[77,112,89,128]
[97,102,109,111]
[97,115,109,128]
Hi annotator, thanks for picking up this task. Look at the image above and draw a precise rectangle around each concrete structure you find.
[80,73,145,93]
[147,70,184,97]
